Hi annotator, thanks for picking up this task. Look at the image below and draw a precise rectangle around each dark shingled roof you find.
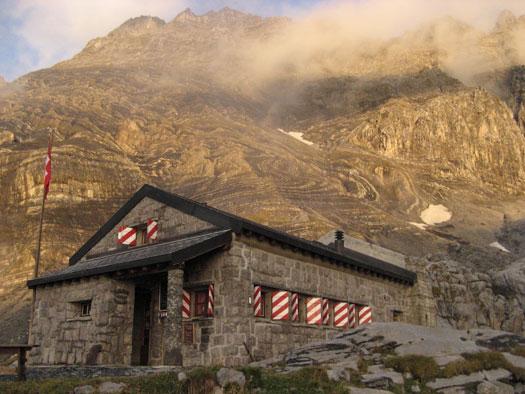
[44,184,416,286]
[27,230,232,288]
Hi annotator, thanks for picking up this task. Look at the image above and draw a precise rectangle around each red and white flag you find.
[43,138,52,200]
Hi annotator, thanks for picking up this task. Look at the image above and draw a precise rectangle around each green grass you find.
[441,352,507,378]
[255,367,348,394]
[0,366,350,394]
[510,345,525,358]
[0,372,185,394]
[385,351,525,387]
[384,355,440,382]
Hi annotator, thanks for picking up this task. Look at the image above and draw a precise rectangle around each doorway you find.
[131,287,152,365]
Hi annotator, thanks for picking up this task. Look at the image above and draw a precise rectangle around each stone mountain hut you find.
[27,184,435,367]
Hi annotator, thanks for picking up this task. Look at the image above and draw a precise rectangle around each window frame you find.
[193,289,209,317]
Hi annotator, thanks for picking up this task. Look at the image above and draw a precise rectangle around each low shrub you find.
[257,367,347,394]
[441,351,507,378]
[384,355,440,382]
[510,345,525,358]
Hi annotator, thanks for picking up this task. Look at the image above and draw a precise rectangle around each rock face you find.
[2,8,525,342]
[427,257,525,333]
[255,323,525,391]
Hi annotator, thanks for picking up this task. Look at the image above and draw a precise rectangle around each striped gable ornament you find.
[182,289,191,319]
[348,304,357,328]
[253,285,264,317]
[271,291,290,321]
[146,218,158,240]
[334,302,349,328]
[306,297,322,325]
[117,226,137,246]
[358,305,372,325]
[207,284,214,317]
[322,298,330,325]
[291,293,299,322]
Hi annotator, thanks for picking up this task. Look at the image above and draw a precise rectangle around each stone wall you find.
[179,234,430,366]
[29,276,135,365]
[84,197,214,259]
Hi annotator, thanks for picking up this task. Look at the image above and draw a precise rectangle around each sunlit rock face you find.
[2,8,525,341]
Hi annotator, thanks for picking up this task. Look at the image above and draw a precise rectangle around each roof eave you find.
[29,230,232,288]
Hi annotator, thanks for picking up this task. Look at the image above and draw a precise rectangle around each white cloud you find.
[10,0,188,73]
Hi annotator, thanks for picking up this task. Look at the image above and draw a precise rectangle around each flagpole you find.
[34,130,53,278]
[30,129,53,345]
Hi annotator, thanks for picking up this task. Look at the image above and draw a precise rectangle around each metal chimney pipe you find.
[334,230,344,252]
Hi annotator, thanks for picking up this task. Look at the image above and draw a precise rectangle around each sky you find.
[0,0,322,81]
[2,0,525,82]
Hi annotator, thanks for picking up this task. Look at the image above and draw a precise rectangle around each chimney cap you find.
[335,230,344,240]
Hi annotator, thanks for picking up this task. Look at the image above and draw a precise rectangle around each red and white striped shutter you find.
[358,305,372,325]
[322,299,330,325]
[146,218,158,241]
[182,289,191,319]
[253,286,264,317]
[207,284,214,317]
[334,302,349,328]
[271,291,290,321]
[291,293,299,321]
[348,304,357,328]
[306,297,322,325]
[118,226,137,246]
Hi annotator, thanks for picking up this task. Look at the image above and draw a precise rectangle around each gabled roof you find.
[69,184,417,285]
[28,229,232,288]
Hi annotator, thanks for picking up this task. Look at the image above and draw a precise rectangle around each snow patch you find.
[490,242,510,253]
[278,128,314,146]
[409,222,428,230]
[420,204,452,225]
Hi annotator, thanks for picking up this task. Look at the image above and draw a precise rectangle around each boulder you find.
[98,382,127,394]
[481,368,512,382]
[326,367,350,382]
[348,388,393,394]
[503,352,525,369]
[73,385,95,394]
[361,368,403,389]
[428,372,485,390]
[476,381,513,394]
[216,367,245,388]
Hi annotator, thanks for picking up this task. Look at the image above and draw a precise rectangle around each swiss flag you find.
[43,139,52,200]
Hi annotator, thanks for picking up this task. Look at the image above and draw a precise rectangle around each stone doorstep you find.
[427,369,512,390]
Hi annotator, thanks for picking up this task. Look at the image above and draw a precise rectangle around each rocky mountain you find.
[2,8,525,342]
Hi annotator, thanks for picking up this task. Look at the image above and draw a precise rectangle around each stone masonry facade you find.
[29,195,436,367]
[29,276,134,365]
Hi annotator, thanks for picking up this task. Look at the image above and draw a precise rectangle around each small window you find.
[159,276,168,311]
[135,225,147,246]
[393,310,403,322]
[194,290,208,317]
[80,300,92,317]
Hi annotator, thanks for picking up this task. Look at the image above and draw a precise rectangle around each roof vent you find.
[334,230,344,252]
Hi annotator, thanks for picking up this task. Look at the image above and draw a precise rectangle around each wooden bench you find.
[0,345,36,381]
